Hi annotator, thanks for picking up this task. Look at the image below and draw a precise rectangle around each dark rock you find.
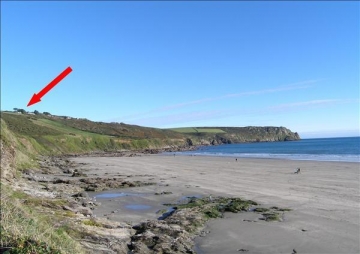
[53,178,71,184]
[72,169,87,177]
[129,220,195,254]
[62,168,74,174]
[186,138,193,146]
[85,186,96,192]
[72,192,89,199]
[155,191,173,195]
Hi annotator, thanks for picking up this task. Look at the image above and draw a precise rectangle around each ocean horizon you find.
[170,136,360,162]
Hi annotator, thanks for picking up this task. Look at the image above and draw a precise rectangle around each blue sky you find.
[1,1,359,138]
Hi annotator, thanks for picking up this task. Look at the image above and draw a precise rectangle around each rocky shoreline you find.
[61,146,198,158]
[56,135,301,159]
[10,154,293,254]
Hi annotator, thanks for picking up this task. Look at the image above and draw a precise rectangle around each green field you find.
[169,127,226,134]
[36,118,113,138]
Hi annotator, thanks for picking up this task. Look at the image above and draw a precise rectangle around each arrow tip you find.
[27,93,41,107]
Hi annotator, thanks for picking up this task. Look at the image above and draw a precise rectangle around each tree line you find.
[13,108,51,115]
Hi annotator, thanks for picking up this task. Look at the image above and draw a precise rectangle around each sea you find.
[172,137,360,162]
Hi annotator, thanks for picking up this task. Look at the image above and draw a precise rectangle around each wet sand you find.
[72,155,360,254]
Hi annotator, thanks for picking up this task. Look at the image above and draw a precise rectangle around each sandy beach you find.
[72,155,360,254]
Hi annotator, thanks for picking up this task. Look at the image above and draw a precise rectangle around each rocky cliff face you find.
[188,126,300,146]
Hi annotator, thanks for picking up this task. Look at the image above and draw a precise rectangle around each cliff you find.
[170,126,300,146]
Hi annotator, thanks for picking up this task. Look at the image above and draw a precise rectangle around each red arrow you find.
[27,66,72,107]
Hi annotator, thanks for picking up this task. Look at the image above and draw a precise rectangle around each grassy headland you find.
[1,111,300,159]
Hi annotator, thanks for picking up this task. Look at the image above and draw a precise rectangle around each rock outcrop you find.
[186,126,300,146]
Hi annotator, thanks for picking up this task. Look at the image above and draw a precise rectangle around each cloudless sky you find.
[1,1,359,138]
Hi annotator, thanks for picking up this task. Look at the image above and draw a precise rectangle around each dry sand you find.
[72,155,360,254]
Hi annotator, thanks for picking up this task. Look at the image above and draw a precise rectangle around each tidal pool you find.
[125,204,152,210]
[95,192,144,198]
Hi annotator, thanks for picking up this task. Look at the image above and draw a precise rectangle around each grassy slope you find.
[0,116,40,171]
[50,116,185,139]
[1,112,188,155]
[1,184,84,254]
[0,116,85,253]
[1,112,300,159]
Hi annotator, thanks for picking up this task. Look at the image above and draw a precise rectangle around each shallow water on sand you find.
[89,188,205,224]
[125,204,152,210]
[95,192,144,198]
